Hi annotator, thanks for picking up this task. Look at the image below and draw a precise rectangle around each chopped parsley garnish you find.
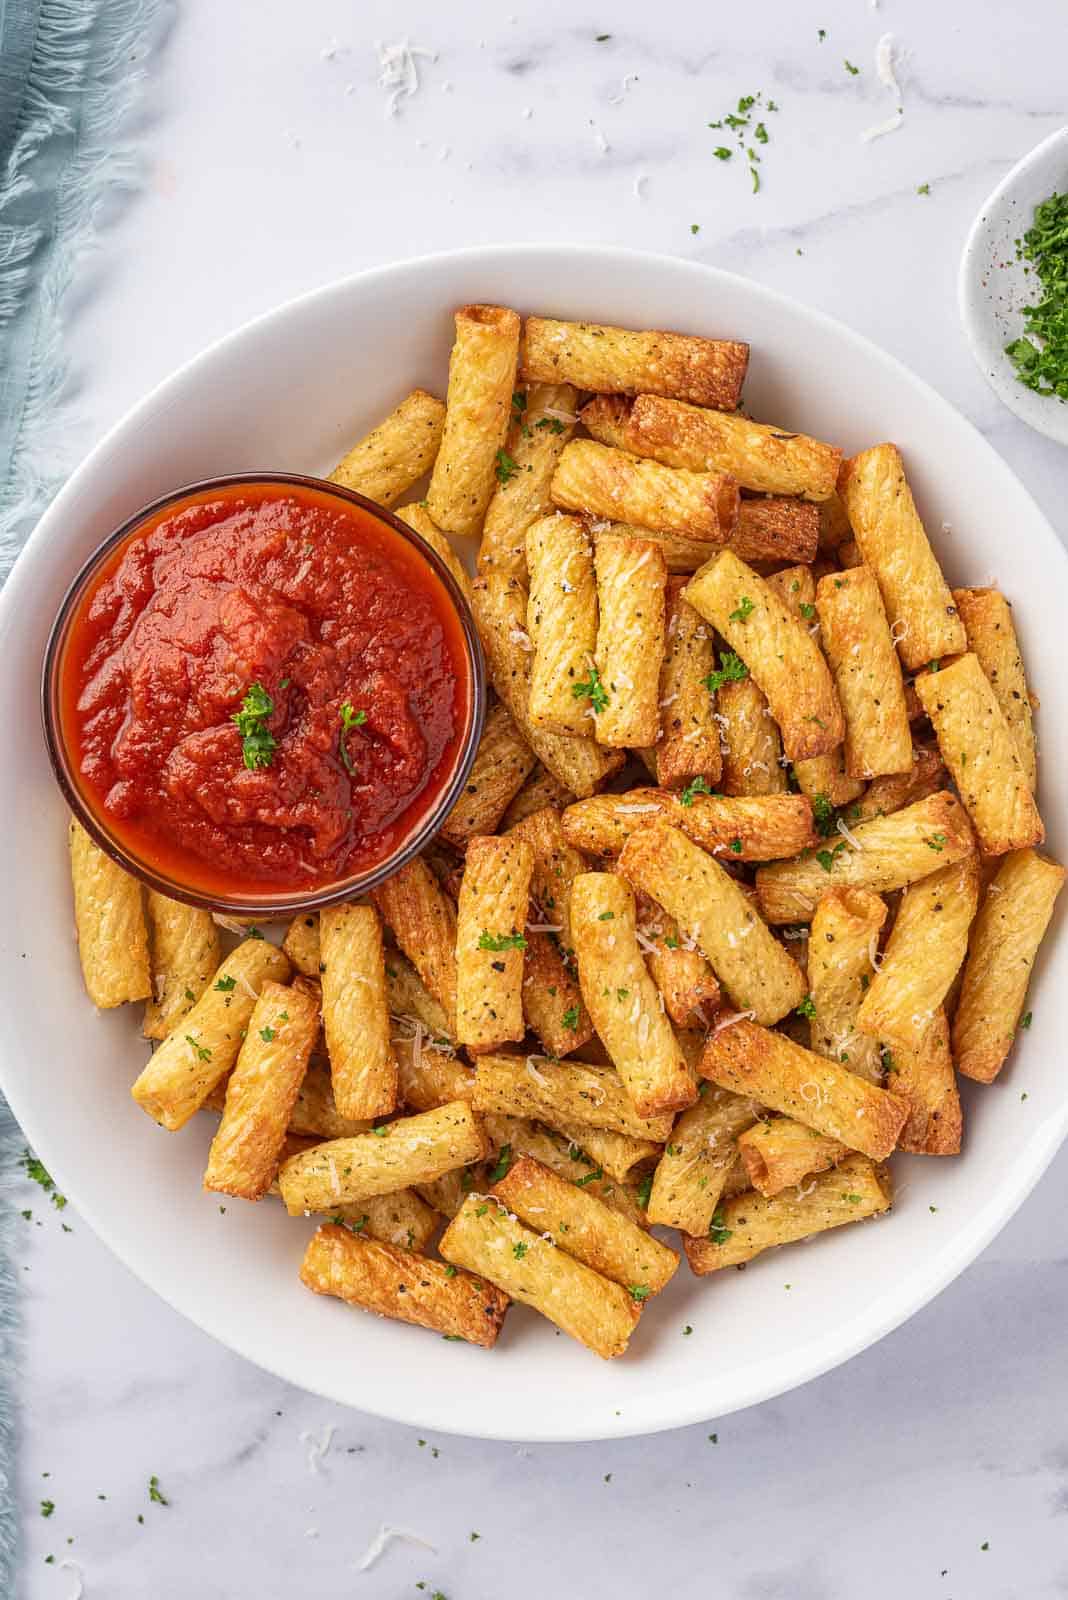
[513,1241,529,1260]
[729,838,743,854]
[679,775,712,807]
[843,1192,862,1205]
[148,1475,169,1506]
[232,682,277,770]
[815,842,847,872]
[1005,191,1068,400]
[511,390,527,418]
[811,792,836,837]
[338,702,367,776]
[844,58,859,74]
[796,994,817,1020]
[729,595,755,622]
[444,1264,457,1276]
[561,1006,580,1032]
[702,650,749,693]
[489,1144,513,1182]
[372,1125,389,1138]
[1020,1010,1034,1029]
[574,1165,603,1187]
[928,658,941,672]
[259,1025,276,1043]
[495,448,519,485]
[597,910,615,921]
[636,1171,653,1210]
[663,934,680,950]
[799,601,816,620]
[21,1151,66,1211]
[40,1500,54,1517]
[571,662,609,713]
[478,929,527,952]
[534,416,566,434]
[185,1035,212,1062]
[925,832,947,852]
[708,1209,733,1245]
[713,147,732,161]
[917,183,931,196]
[629,1284,651,1301]
[690,223,701,235]
[817,27,826,40]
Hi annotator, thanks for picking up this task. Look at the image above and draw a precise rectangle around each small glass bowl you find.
[42,473,486,917]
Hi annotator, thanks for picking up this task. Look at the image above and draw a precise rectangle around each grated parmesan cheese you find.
[836,816,864,850]
[375,39,438,116]
[299,1422,336,1474]
[57,1562,85,1600]
[355,1526,438,1572]
[712,1009,756,1034]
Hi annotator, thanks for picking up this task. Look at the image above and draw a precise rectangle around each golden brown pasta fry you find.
[953,587,1036,790]
[698,1019,908,1160]
[143,892,221,1039]
[590,532,667,748]
[69,820,151,1008]
[525,513,598,733]
[505,804,589,959]
[755,792,975,924]
[552,439,738,543]
[329,388,445,507]
[478,382,579,580]
[732,499,821,566]
[500,764,576,829]
[953,848,1065,1082]
[320,903,397,1121]
[521,928,594,1057]
[838,443,966,670]
[815,567,912,779]
[395,501,474,608]
[915,653,1043,856]
[456,834,534,1051]
[854,746,948,822]
[653,579,722,788]
[716,673,789,796]
[472,1051,674,1143]
[736,1117,847,1198]
[684,550,843,761]
[427,304,521,537]
[808,887,887,1084]
[439,700,536,847]
[394,1030,475,1112]
[646,1087,760,1234]
[204,980,319,1200]
[522,316,749,409]
[684,1153,891,1272]
[439,1194,641,1359]
[301,1223,507,1347]
[889,1010,961,1156]
[372,858,458,1037]
[561,787,815,862]
[282,913,320,979]
[480,1115,647,1226]
[632,888,721,1029]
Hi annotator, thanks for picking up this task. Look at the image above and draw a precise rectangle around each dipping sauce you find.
[56,480,475,899]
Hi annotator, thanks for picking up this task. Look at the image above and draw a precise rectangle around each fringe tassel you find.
[0,0,173,576]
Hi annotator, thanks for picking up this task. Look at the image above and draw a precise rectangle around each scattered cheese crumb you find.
[355,1526,437,1572]
[375,38,438,116]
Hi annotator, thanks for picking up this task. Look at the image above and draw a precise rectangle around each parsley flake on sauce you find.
[338,702,367,776]
[232,682,277,770]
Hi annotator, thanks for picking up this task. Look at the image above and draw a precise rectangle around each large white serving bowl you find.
[2,245,1065,1442]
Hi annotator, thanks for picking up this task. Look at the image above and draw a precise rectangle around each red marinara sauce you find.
[58,480,474,897]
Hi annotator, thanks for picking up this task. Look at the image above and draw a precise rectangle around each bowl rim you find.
[39,470,487,917]
[5,240,1068,1441]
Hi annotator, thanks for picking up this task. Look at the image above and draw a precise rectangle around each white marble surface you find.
[12,0,1068,1593]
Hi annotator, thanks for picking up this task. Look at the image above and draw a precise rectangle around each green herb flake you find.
[259,1025,276,1043]
[489,1144,512,1182]
[815,842,847,873]
[796,994,817,1020]
[636,1171,654,1210]
[571,662,609,714]
[690,223,701,235]
[713,147,733,161]
[799,601,816,620]
[574,1165,604,1188]
[917,183,931,196]
[1020,1010,1034,1030]
[185,1034,212,1062]
[811,793,836,837]
[679,775,712,807]
[495,448,519,486]
[478,929,527,952]
[683,1324,693,1336]
[709,1209,733,1246]
[513,1241,529,1260]
[148,1475,169,1506]
[561,1006,580,1032]
[703,650,749,692]
[729,596,755,623]
[597,910,615,921]
[21,1150,67,1211]
[40,1500,55,1518]
[1005,191,1068,400]
[629,1284,651,1302]
[844,58,859,74]
[925,832,947,852]
[232,682,277,770]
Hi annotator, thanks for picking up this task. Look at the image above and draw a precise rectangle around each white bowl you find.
[959,125,1068,443]
[2,245,1066,1442]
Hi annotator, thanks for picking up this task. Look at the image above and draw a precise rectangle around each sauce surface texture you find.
[62,481,471,895]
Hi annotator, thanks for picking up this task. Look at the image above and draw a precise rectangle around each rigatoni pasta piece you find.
[552,1122,660,1184]
[793,750,865,811]
[856,857,980,1052]
[394,1031,475,1112]
[646,1087,761,1234]
[329,388,445,507]
[755,792,975,924]
[953,587,1036,790]
[633,888,720,1029]
[854,746,948,822]
[818,490,853,551]
[525,513,598,732]
[416,1166,486,1219]
[590,533,667,748]
[561,788,815,863]
[143,892,221,1039]
[426,304,521,536]
[815,567,912,779]
[372,858,458,1037]
[300,1224,507,1348]
[329,1189,441,1254]
[594,521,724,574]
[282,913,320,979]
[732,499,820,566]
[500,764,576,829]
[522,316,749,409]
[552,439,739,543]
[521,928,594,1057]
[914,653,1043,856]
[571,872,697,1117]
[472,1051,674,1143]
[439,700,536,847]
[653,579,722,788]
[493,1155,677,1296]
[131,938,291,1130]
[889,1010,961,1155]
[715,671,789,796]
[953,848,1065,1082]
[684,550,843,760]
[456,835,534,1051]
[319,903,397,1121]
[277,1101,487,1214]
[480,1115,646,1226]
[288,1060,372,1140]
[618,825,806,1023]
[384,951,452,1043]
[684,1154,891,1273]
[439,1194,641,1359]
[808,887,887,1084]
[69,820,151,1008]
[478,382,578,580]
[505,804,589,958]
[471,574,623,798]
[580,393,841,500]
[736,1117,847,1198]
[838,443,966,670]
[698,1018,909,1160]
[395,501,474,608]
[204,980,319,1200]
